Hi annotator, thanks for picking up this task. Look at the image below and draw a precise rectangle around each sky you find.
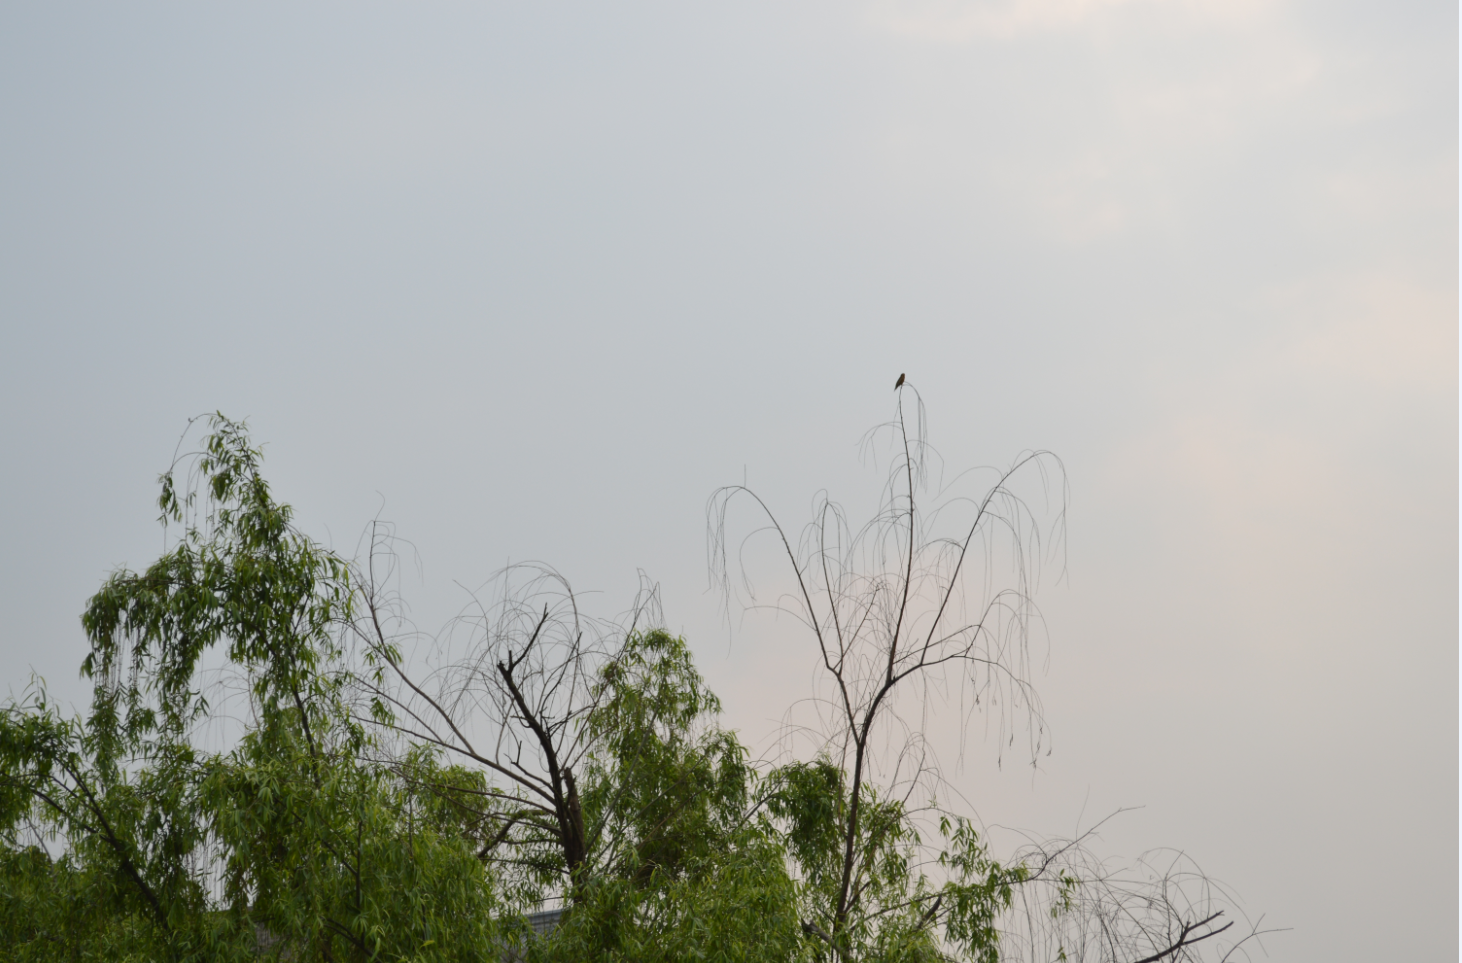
[0,1,1455,959]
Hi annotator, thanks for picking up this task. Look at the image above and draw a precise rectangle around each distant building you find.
[525,907,564,937]
[501,906,565,962]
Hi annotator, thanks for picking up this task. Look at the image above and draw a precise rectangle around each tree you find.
[345,543,806,959]
[0,405,1271,962]
[0,415,803,961]
[0,415,509,961]
[345,555,646,904]
[535,628,804,962]
[710,384,1268,962]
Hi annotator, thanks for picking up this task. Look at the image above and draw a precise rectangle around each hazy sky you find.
[1,2,1455,960]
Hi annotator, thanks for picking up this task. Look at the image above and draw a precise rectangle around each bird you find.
[894,372,905,390]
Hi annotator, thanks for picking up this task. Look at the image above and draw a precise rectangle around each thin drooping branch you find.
[712,388,1061,948]
[1126,913,1234,963]
[345,546,675,903]
[704,388,1274,963]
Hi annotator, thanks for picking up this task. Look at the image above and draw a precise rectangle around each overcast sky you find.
[0,2,1455,960]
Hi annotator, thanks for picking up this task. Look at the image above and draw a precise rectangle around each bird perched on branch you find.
[894,372,905,390]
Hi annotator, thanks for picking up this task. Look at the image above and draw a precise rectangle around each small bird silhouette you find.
[894,372,905,390]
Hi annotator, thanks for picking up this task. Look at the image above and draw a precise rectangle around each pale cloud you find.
[1276,270,1458,396]
[1104,409,1345,561]
[1093,263,1455,603]
[863,0,1275,43]
[1007,149,1137,243]
[850,0,1323,246]
[1307,155,1457,236]
[1092,263,1455,604]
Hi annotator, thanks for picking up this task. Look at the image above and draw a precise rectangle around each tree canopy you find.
[0,411,1270,962]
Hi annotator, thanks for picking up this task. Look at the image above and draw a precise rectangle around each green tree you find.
[0,408,1267,963]
[0,415,806,962]
[0,416,510,961]
[536,629,804,962]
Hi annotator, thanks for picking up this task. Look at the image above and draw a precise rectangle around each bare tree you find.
[345,539,643,900]
[709,383,1272,962]
[343,534,743,920]
[991,814,1280,963]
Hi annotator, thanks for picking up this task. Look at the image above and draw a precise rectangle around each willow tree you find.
[0,416,508,962]
[0,415,806,962]
[710,382,1264,963]
[344,546,806,960]
[0,406,1268,963]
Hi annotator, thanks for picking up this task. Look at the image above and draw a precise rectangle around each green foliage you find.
[533,629,805,961]
[542,827,804,963]
[583,630,749,886]
[80,414,352,765]
[760,760,1022,963]
[205,738,506,962]
[0,414,1059,962]
[0,416,508,962]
